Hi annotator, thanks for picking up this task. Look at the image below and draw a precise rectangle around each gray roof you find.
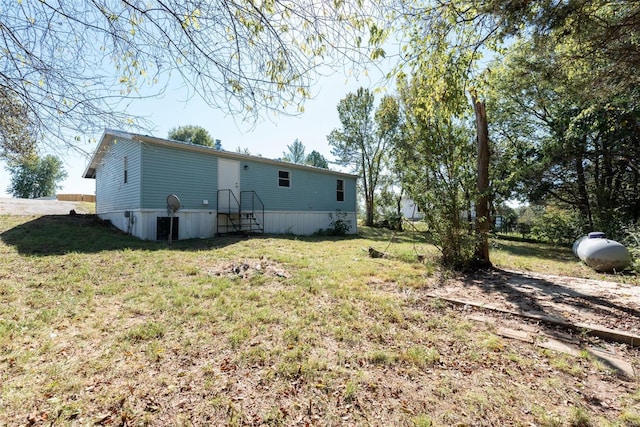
[83,129,357,179]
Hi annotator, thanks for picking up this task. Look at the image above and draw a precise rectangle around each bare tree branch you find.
[0,0,383,154]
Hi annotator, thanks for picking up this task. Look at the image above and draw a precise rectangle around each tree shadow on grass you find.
[461,268,640,328]
[491,238,576,263]
[1,215,179,255]
[0,214,362,256]
[456,268,640,378]
[358,225,433,246]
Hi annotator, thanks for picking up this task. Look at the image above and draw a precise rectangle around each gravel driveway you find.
[0,198,90,216]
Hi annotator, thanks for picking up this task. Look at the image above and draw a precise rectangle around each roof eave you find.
[131,132,358,178]
[83,129,359,180]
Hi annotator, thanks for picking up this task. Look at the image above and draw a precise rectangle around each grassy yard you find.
[491,234,639,282]
[0,214,639,426]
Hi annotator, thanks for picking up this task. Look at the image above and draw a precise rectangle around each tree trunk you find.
[366,197,374,226]
[473,96,491,268]
[395,193,403,232]
[362,153,374,226]
[575,147,593,229]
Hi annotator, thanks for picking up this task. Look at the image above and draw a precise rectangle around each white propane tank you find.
[574,232,631,272]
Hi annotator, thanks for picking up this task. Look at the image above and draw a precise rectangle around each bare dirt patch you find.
[207,257,291,279]
[429,268,640,336]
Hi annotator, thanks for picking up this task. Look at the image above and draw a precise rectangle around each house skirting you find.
[97,209,357,240]
[261,210,357,235]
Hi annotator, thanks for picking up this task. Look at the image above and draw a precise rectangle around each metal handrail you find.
[240,191,264,233]
[217,189,240,214]
[217,189,241,234]
[217,189,265,234]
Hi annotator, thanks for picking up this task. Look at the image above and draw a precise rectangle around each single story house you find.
[83,129,358,240]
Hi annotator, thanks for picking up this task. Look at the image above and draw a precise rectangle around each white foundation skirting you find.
[97,209,357,240]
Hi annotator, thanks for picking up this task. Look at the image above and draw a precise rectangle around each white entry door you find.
[218,158,240,211]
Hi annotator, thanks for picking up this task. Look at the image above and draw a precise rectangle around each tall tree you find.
[472,93,491,265]
[305,150,329,169]
[328,89,400,226]
[381,0,640,265]
[373,2,494,267]
[477,0,640,101]
[6,154,68,199]
[282,139,306,164]
[168,125,214,147]
[397,74,477,268]
[487,38,640,237]
[0,1,381,149]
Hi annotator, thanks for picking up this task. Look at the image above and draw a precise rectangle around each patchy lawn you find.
[0,214,639,426]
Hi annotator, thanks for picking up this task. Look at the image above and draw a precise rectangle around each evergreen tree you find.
[282,139,306,164]
[305,151,329,169]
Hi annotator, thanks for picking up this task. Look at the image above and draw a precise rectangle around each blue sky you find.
[0,67,392,197]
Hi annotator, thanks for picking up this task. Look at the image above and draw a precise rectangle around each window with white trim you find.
[336,179,344,201]
[124,156,128,184]
[278,170,290,187]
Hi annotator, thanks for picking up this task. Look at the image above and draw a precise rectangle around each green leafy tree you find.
[530,206,582,246]
[476,0,640,102]
[398,74,477,268]
[374,95,404,228]
[382,2,495,268]
[328,89,400,226]
[493,203,518,233]
[282,139,306,164]
[6,154,68,199]
[379,0,640,266]
[168,125,214,147]
[305,150,329,169]
[487,38,640,238]
[387,1,639,102]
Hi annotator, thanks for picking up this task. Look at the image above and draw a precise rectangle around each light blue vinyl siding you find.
[240,161,356,212]
[141,144,217,210]
[87,131,358,238]
[96,138,141,212]
[92,133,356,213]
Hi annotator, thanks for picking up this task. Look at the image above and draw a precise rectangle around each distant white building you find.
[400,198,424,220]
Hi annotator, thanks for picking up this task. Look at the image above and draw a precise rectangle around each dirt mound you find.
[208,257,291,279]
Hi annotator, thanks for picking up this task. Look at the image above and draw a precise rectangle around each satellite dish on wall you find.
[166,194,181,244]
[167,194,181,213]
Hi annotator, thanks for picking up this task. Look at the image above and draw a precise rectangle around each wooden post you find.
[169,211,174,245]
